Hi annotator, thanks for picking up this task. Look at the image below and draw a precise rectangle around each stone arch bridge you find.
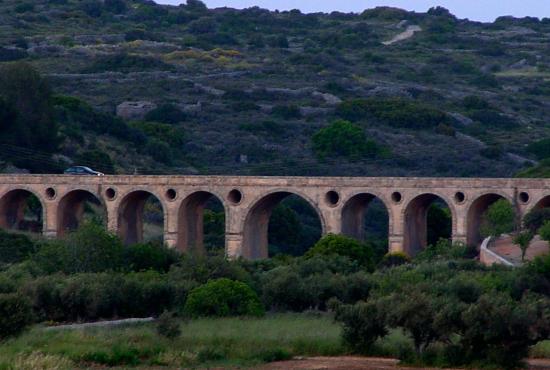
[0,175,547,259]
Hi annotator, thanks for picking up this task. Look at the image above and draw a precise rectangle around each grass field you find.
[1,313,549,369]
[0,313,345,369]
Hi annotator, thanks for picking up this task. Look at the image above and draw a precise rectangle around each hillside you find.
[1,0,550,177]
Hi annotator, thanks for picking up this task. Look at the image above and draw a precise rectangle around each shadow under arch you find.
[117,190,165,245]
[177,191,227,255]
[403,193,455,256]
[57,189,105,237]
[0,189,44,233]
[341,192,391,242]
[466,192,512,246]
[242,190,326,260]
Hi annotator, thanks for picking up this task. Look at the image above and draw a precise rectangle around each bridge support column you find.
[226,233,243,259]
[164,206,178,249]
[388,235,404,253]
[453,207,467,245]
[43,200,58,238]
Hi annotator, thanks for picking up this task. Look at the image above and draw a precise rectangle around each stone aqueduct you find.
[0,175,549,258]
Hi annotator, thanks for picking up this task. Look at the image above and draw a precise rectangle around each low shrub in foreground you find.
[0,293,33,340]
[184,278,264,317]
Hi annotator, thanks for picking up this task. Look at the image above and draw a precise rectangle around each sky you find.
[156,1,550,22]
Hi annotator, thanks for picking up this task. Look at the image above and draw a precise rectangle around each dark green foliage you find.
[203,210,225,252]
[524,208,550,232]
[184,278,264,317]
[415,239,477,262]
[271,105,301,119]
[33,222,123,274]
[306,234,374,270]
[145,139,173,165]
[479,199,516,238]
[527,138,550,160]
[462,95,490,110]
[104,0,127,14]
[0,230,36,265]
[469,109,517,128]
[156,310,181,339]
[80,0,102,18]
[82,54,174,74]
[336,98,450,129]
[0,293,33,340]
[14,3,34,13]
[335,301,387,352]
[130,121,185,147]
[0,47,27,62]
[426,204,452,246]
[312,120,382,160]
[514,231,534,262]
[0,63,59,156]
[379,252,410,268]
[145,104,187,124]
[123,242,180,273]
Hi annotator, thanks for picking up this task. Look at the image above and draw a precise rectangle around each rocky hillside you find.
[1,0,550,177]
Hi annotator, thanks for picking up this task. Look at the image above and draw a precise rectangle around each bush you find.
[312,120,382,161]
[123,242,180,272]
[0,230,36,265]
[184,278,264,317]
[82,54,174,74]
[33,222,123,274]
[335,301,387,353]
[539,221,550,243]
[0,293,33,339]
[527,138,550,160]
[306,234,374,270]
[144,104,187,125]
[479,199,516,238]
[380,252,411,268]
[336,98,449,129]
[271,105,301,119]
[156,311,181,339]
[524,208,550,232]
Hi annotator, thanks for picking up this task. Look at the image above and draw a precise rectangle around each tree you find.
[0,293,33,340]
[0,63,59,154]
[539,221,550,243]
[514,231,534,262]
[480,199,515,238]
[307,234,374,270]
[523,208,550,232]
[335,301,388,353]
[312,120,382,161]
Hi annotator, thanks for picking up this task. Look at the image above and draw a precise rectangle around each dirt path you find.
[260,356,550,370]
[383,25,422,45]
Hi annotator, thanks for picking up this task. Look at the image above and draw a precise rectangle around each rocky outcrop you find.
[116,101,157,120]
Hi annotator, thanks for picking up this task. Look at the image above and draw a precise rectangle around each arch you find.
[242,190,326,260]
[403,193,455,256]
[466,192,512,246]
[341,192,391,241]
[0,189,44,233]
[57,189,105,236]
[531,195,550,211]
[117,190,165,245]
[177,191,227,254]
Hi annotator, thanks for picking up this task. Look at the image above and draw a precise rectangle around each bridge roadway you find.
[0,175,547,259]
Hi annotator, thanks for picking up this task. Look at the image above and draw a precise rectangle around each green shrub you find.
[312,120,382,161]
[130,121,185,147]
[380,252,411,268]
[184,278,264,317]
[33,222,123,274]
[306,234,374,270]
[415,239,477,262]
[0,293,33,340]
[539,221,550,243]
[527,138,550,160]
[156,310,181,339]
[145,104,187,124]
[271,105,301,119]
[0,230,36,265]
[524,208,550,232]
[123,242,180,272]
[82,54,174,74]
[336,98,449,129]
[335,301,387,353]
[479,199,516,238]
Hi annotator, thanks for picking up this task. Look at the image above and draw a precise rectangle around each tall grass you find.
[0,313,344,369]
